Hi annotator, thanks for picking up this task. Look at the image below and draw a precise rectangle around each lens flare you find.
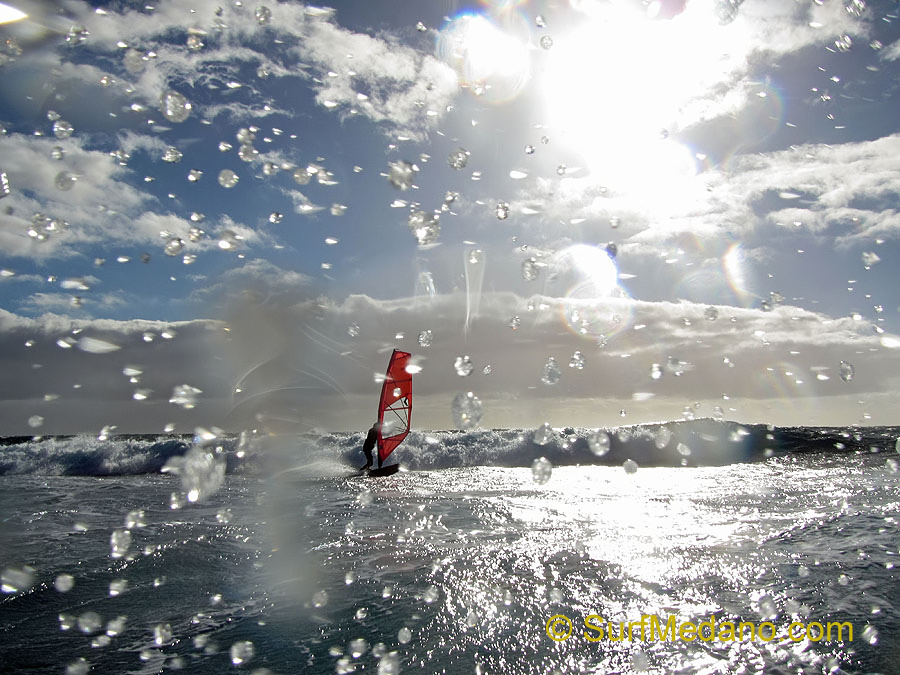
[436,13,531,103]
[0,3,27,25]
[542,245,633,342]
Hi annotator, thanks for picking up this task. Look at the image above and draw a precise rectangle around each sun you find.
[540,1,739,198]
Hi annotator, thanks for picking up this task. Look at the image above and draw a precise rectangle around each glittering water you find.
[1,442,897,674]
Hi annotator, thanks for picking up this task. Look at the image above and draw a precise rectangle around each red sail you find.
[377,349,412,464]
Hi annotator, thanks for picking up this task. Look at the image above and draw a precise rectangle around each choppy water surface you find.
[1,444,898,674]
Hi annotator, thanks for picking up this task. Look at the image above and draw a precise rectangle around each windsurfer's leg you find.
[363,446,373,468]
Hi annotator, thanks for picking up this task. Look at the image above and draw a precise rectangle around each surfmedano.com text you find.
[545,614,854,643]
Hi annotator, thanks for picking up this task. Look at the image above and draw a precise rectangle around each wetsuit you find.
[362,426,378,468]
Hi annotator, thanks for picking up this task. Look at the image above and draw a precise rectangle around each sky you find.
[0,0,899,435]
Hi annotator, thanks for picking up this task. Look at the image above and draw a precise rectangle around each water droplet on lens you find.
[522,257,541,281]
[159,90,191,123]
[623,459,638,474]
[255,5,271,24]
[387,160,417,189]
[54,171,77,191]
[568,351,585,370]
[1,566,34,593]
[495,202,509,220]
[162,146,182,163]
[452,392,483,429]
[164,237,184,256]
[408,210,440,245]
[53,120,74,139]
[541,357,561,385]
[27,415,44,428]
[416,21,427,32]
[218,169,239,188]
[417,330,432,347]
[230,640,255,665]
[588,430,610,456]
[839,360,854,382]
[448,148,468,170]
[238,144,258,162]
[509,316,521,330]
[524,144,534,154]
[397,627,412,644]
[454,355,474,376]
[531,457,552,484]
[313,590,328,607]
[533,422,553,445]
[110,529,131,558]
[540,35,553,50]
[535,15,546,27]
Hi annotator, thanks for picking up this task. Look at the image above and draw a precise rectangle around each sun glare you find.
[0,2,27,24]
[437,13,531,102]
[542,1,737,195]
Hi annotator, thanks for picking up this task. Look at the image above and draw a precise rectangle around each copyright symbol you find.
[546,614,573,641]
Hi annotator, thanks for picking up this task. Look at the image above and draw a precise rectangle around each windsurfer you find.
[362,422,379,470]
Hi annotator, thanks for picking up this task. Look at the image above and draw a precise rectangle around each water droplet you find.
[454,355,474,377]
[218,230,240,250]
[313,590,328,607]
[495,202,509,220]
[268,212,283,224]
[124,510,145,528]
[654,426,672,449]
[705,306,719,321]
[540,35,553,50]
[52,119,74,139]
[164,237,184,257]
[159,90,191,123]
[238,144,258,162]
[423,585,440,603]
[524,144,534,154]
[1,566,34,593]
[187,169,203,182]
[169,384,202,409]
[417,330,433,347]
[862,624,879,644]
[397,627,412,644]
[533,422,553,445]
[218,169,239,188]
[186,33,204,51]
[531,456,552,484]
[862,251,880,268]
[408,210,440,245]
[448,148,469,170]
[255,5,271,24]
[541,357,561,385]
[623,459,639,474]
[588,430,610,456]
[51,146,65,160]
[387,160,417,189]
[535,15,546,27]
[54,573,75,592]
[416,21,428,32]
[556,164,567,176]
[452,392,483,429]
[109,579,128,596]
[568,351,585,370]
[835,34,852,52]
[65,658,89,675]
[347,323,360,338]
[161,146,182,163]
[27,414,44,428]
[522,257,541,281]
[230,640,255,665]
[509,316,521,330]
[839,360,854,382]
[676,442,692,457]
[110,529,131,558]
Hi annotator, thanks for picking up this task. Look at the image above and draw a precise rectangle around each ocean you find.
[1,420,898,674]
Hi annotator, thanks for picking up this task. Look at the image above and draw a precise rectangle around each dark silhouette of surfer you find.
[361,422,379,470]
